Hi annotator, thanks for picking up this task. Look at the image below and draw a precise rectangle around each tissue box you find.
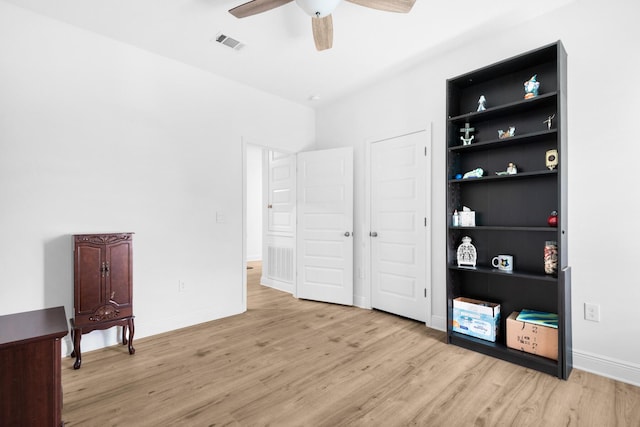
[452,297,500,342]
[506,311,558,360]
[459,211,476,227]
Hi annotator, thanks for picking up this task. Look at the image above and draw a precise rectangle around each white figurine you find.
[459,122,475,146]
[463,168,484,179]
[477,95,486,112]
[495,163,518,176]
[544,114,555,130]
[498,126,516,139]
[524,74,540,99]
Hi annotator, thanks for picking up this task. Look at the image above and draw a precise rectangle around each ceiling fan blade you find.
[229,0,293,18]
[346,0,415,13]
[312,14,333,51]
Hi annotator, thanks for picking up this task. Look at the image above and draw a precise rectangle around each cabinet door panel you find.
[75,245,103,314]
[107,242,132,307]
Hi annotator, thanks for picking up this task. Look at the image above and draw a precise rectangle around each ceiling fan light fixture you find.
[295,0,342,17]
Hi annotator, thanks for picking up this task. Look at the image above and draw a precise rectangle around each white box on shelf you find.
[459,211,476,227]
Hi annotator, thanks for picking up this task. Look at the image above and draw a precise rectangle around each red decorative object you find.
[547,211,558,227]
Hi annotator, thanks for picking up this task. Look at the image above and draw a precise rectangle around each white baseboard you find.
[62,305,243,357]
[354,295,369,309]
[573,349,640,387]
[261,276,294,294]
[430,314,446,332]
[426,319,639,386]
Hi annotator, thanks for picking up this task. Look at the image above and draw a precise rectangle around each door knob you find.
[370,232,378,237]
[344,232,351,237]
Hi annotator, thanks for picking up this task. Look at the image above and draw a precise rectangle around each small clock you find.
[546,149,558,170]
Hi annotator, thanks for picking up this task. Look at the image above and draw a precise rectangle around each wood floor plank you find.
[61,261,640,426]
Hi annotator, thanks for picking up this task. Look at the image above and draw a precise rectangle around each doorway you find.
[244,144,264,309]
[243,143,296,313]
[243,143,355,311]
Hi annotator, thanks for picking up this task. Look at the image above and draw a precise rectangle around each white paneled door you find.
[262,150,296,294]
[267,150,295,234]
[371,131,429,322]
[297,147,354,306]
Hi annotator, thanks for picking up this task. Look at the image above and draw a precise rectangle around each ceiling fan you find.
[228,0,416,51]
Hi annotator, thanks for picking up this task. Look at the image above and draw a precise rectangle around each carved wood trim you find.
[75,233,132,245]
[89,305,121,322]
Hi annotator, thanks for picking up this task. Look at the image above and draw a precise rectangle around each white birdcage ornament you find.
[457,236,477,267]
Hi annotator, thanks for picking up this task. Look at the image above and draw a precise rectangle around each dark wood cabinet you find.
[446,41,572,379]
[0,306,68,426]
[71,233,135,369]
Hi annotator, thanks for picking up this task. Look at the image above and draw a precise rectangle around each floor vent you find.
[267,246,293,283]
[215,33,245,51]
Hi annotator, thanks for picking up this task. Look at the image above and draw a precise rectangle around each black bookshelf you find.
[445,41,572,379]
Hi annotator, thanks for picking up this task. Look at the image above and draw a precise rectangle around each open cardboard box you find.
[506,311,558,360]
[452,297,500,342]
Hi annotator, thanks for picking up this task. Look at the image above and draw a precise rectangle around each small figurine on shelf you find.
[477,95,486,112]
[463,168,484,179]
[544,114,555,130]
[546,149,559,170]
[457,236,477,268]
[495,162,518,176]
[524,74,540,99]
[498,126,516,139]
[460,122,475,146]
[547,211,558,227]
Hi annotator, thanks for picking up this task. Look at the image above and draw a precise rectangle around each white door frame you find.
[363,125,433,326]
[241,138,296,312]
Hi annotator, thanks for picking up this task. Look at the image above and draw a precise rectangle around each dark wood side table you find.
[0,306,68,426]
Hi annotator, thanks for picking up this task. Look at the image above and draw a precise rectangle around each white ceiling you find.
[5,0,572,108]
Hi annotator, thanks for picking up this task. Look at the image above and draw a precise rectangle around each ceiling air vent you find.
[215,33,245,51]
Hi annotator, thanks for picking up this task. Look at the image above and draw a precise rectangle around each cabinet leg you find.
[127,318,135,355]
[70,327,76,358]
[72,327,82,369]
[122,324,128,345]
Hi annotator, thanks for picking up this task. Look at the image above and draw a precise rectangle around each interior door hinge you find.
[424,146,427,157]
[424,288,427,298]
[424,217,427,227]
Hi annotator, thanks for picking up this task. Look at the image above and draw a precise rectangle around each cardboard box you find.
[459,211,476,227]
[506,311,558,360]
[452,297,500,342]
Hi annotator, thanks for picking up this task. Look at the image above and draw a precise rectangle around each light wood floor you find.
[62,261,640,426]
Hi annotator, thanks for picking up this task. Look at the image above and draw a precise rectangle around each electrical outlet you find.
[178,281,186,293]
[584,303,600,322]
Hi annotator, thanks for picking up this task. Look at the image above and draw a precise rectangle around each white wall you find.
[246,145,263,261]
[0,2,314,355]
[316,0,640,385]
